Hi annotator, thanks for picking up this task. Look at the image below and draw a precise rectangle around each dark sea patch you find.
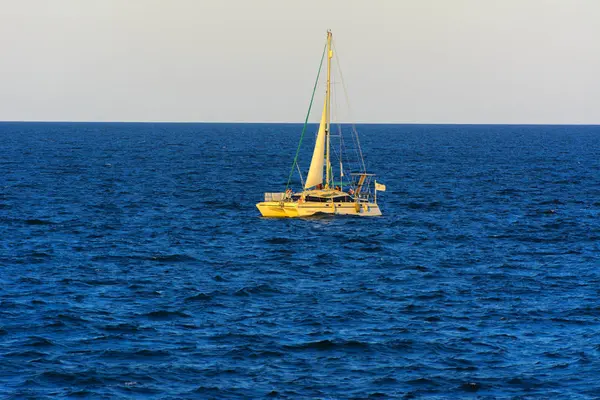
[18,277,44,284]
[266,237,294,244]
[184,292,214,302]
[101,348,171,359]
[4,350,49,359]
[24,218,55,225]
[1,122,600,398]
[149,254,198,262]
[284,339,370,351]
[142,310,192,320]
[234,284,281,296]
[24,336,55,347]
[101,323,150,333]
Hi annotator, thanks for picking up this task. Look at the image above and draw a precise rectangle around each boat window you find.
[332,195,353,202]
[305,196,329,203]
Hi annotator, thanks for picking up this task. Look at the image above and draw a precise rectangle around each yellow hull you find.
[256,201,381,218]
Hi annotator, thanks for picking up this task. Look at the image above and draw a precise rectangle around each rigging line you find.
[296,162,305,188]
[332,68,338,188]
[332,40,366,173]
[332,67,357,187]
[284,41,327,192]
[334,40,366,173]
[336,124,348,188]
[332,72,346,187]
[333,40,360,170]
[338,124,353,188]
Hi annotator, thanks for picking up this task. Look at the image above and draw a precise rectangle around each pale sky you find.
[1,0,599,124]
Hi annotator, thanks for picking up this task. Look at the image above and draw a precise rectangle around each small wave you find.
[550,317,586,325]
[566,306,600,317]
[497,188,521,195]
[193,386,227,396]
[406,377,439,386]
[24,218,54,225]
[83,279,122,286]
[185,292,213,302]
[102,323,145,333]
[5,350,49,358]
[225,346,284,359]
[37,370,103,385]
[101,348,170,359]
[344,236,380,245]
[359,245,384,253]
[66,389,95,397]
[45,321,67,328]
[506,376,545,389]
[284,339,369,351]
[134,349,170,357]
[201,199,243,210]
[540,199,564,205]
[266,237,293,244]
[19,277,44,284]
[373,376,398,385]
[209,333,266,343]
[0,300,29,310]
[234,284,280,296]
[150,254,198,262]
[90,254,147,262]
[27,254,53,264]
[385,339,414,350]
[54,313,89,323]
[414,290,445,300]
[24,336,55,347]
[406,201,442,210]
[143,310,192,319]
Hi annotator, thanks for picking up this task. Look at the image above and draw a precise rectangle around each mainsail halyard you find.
[256,30,385,218]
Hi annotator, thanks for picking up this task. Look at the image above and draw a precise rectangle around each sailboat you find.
[256,30,385,218]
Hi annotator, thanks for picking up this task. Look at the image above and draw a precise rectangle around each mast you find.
[325,30,332,189]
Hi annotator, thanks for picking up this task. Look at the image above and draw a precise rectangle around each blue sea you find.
[1,122,600,399]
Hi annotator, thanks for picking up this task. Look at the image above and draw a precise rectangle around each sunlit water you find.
[1,122,600,398]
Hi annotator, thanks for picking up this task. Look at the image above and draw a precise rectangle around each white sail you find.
[304,99,327,189]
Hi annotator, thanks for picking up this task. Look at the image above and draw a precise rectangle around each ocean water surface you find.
[1,122,600,399]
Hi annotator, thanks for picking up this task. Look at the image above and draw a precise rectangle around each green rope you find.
[285,42,327,192]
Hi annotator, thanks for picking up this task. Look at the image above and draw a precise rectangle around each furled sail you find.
[304,99,327,189]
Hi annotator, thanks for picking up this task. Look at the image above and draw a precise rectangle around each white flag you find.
[375,182,386,192]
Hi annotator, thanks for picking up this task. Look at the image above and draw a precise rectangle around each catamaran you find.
[256,30,385,218]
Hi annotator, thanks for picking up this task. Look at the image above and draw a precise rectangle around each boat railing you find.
[356,192,371,202]
[264,192,285,202]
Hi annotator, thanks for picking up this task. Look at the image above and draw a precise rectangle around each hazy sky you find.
[1,0,599,123]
